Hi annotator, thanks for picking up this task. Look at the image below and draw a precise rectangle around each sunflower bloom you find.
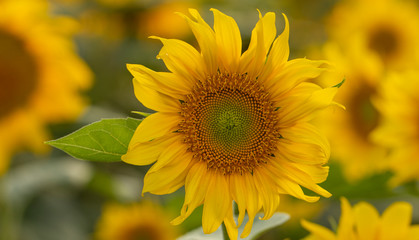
[302,197,419,240]
[139,1,192,39]
[0,0,92,174]
[327,0,419,71]
[123,8,341,239]
[371,72,419,186]
[94,202,178,240]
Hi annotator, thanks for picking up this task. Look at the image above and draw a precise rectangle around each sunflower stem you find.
[221,222,230,240]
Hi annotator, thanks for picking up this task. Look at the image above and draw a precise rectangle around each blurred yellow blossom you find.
[138,1,192,39]
[80,1,193,41]
[327,0,419,71]
[372,71,419,186]
[302,197,419,240]
[94,201,179,240]
[0,0,92,174]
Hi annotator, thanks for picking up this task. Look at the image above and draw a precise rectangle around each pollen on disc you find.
[179,72,280,175]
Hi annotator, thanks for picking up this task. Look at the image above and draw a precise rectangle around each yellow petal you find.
[147,140,188,174]
[151,37,205,83]
[171,162,209,225]
[277,122,330,165]
[261,13,290,80]
[278,85,339,126]
[224,204,239,240]
[353,202,380,240]
[274,176,320,203]
[406,225,419,240]
[142,152,192,195]
[253,168,281,221]
[241,173,263,238]
[294,164,330,183]
[230,174,247,227]
[276,143,328,166]
[133,78,180,112]
[380,202,412,240]
[127,63,192,97]
[210,8,241,72]
[301,219,336,240]
[122,135,177,166]
[202,172,231,234]
[270,158,331,198]
[230,172,260,228]
[337,197,356,239]
[266,59,329,100]
[178,9,217,74]
[131,112,180,143]
[240,11,276,79]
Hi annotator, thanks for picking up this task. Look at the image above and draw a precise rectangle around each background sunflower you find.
[0,0,92,174]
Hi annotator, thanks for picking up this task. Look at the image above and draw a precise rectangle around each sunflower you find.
[327,0,419,71]
[301,197,419,240]
[79,1,192,42]
[138,1,192,39]
[371,71,419,186]
[94,201,178,240]
[0,0,92,174]
[315,42,387,181]
[123,8,341,239]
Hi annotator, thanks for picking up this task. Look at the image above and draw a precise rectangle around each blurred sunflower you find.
[0,0,92,174]
[327,0,419,70]
[301,197,419,240]
[123,8,341,239]
[94,201,178,240]
[138,1,191,39]
[80,1,192,41]
[371,71,419,186]
[316,43,387,181]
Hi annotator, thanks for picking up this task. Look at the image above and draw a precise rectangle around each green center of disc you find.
[197,90,259,153]
[209,99,252,151]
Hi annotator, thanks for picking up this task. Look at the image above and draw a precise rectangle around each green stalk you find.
[222,222,230,240]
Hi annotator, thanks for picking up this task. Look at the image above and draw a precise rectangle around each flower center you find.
[348,79,379,142]
[121,224,163,240]
[0,30,38,119]
[368,26,399,60]
[179,72,280,175]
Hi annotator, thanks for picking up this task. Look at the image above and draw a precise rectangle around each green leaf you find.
[333,77,345,88]
[46,118,142,162]
[131,111,152,117]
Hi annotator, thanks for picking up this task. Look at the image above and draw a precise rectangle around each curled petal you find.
[178,9,217,74]
[151,37,205,83]
[131,112,181,143]
[210,8,242,72]
[240,11,276,79]
[122,135,177,166]
[133,79,180,113]
[127,64,192,97]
